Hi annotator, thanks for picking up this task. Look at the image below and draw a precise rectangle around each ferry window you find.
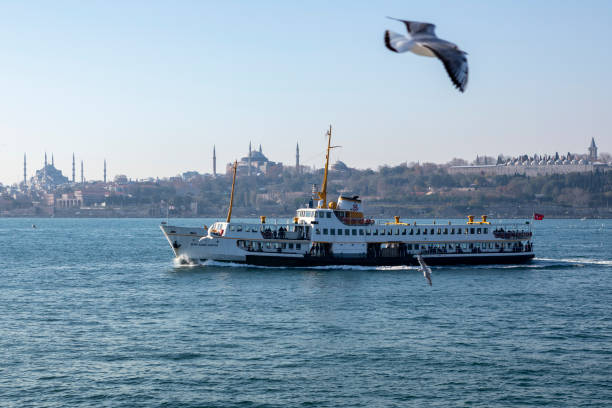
[296,244,301,250]
[359,229,364,236]
[423,229,427,235]
[366,229,371,236]
[484,228,488,234]
[465,228,469,234]
[345,229,350,236]
[315,228,320,235]
[416,229,420,235]
[230,225,235,231]
[444,228,448,234]
[402,229,406,235]
[414,244,419,250]
[282,243,287,249]
[373,229,378,235]
[469,243,474,249]
[266,242,271,249]
[237,225,243,231]
[437,228,441,234]
[470,228,475,234]
[352,229,357,236]
[289,243,294,249]
[430,228,435,235]
[407,244,412,250]
[323,228,328,235]
[396,229,400,235]
[381,229,386,235]
[326,212,331,218]
[477,228,481,234]
[330,229,336,235]
[451,228,455,234]
[409,229,414,235]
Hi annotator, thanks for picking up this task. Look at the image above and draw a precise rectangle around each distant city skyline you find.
[1,1,611,184]
[16,134,608,186]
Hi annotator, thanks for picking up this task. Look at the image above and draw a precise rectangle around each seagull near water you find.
[384,17,468,92]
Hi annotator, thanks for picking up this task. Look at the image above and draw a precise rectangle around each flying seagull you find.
[384,17,468,92]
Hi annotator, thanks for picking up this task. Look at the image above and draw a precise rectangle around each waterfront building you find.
[449,138,609,176]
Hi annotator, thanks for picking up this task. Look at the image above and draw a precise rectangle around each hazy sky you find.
[1,1,611,184]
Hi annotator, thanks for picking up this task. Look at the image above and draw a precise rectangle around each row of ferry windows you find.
[314,227,489,236]
[228,225,305,233]
[237,240,301,250]
[237,240,514,250]
[297,210,332,218]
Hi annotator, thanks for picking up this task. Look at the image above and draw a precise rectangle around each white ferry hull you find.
[161,224,535,267]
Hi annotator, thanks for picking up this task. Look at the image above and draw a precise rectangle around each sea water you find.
[0,218,610,407]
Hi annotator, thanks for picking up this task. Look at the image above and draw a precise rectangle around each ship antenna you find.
[226,160,238,222]
[319,125,340,208]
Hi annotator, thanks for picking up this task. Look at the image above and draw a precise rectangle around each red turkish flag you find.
[533,213,544,220]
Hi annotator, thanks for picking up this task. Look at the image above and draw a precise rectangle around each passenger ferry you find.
[161,127,535,267]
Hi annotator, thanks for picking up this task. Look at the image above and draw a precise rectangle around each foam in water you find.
[536,257,612,266]
[175,258,417,271]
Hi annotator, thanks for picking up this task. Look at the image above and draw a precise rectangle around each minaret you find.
[72,153,76,183]
[104,159,107,183]
[213,145,217,177]
[296,142,300,174]
[81,160,84,184]
[51,153,54,167]
[259,144,262,154]
[248,141,252,176]
[23,153,27,185]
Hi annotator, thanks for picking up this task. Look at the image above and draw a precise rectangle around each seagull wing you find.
[384,30,412,53]
[387,17,436,37]
[421,42,468,92]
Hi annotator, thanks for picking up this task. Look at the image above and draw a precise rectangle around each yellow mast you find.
[318,125,341,208]
[226,160,237,222]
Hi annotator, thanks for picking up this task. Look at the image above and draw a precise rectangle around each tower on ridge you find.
[44,152,48,167]
[588,137,598,161]
[296,142,300,174]
[213,145,217,177]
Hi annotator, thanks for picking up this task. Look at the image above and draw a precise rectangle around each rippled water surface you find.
[0,218,610,407]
